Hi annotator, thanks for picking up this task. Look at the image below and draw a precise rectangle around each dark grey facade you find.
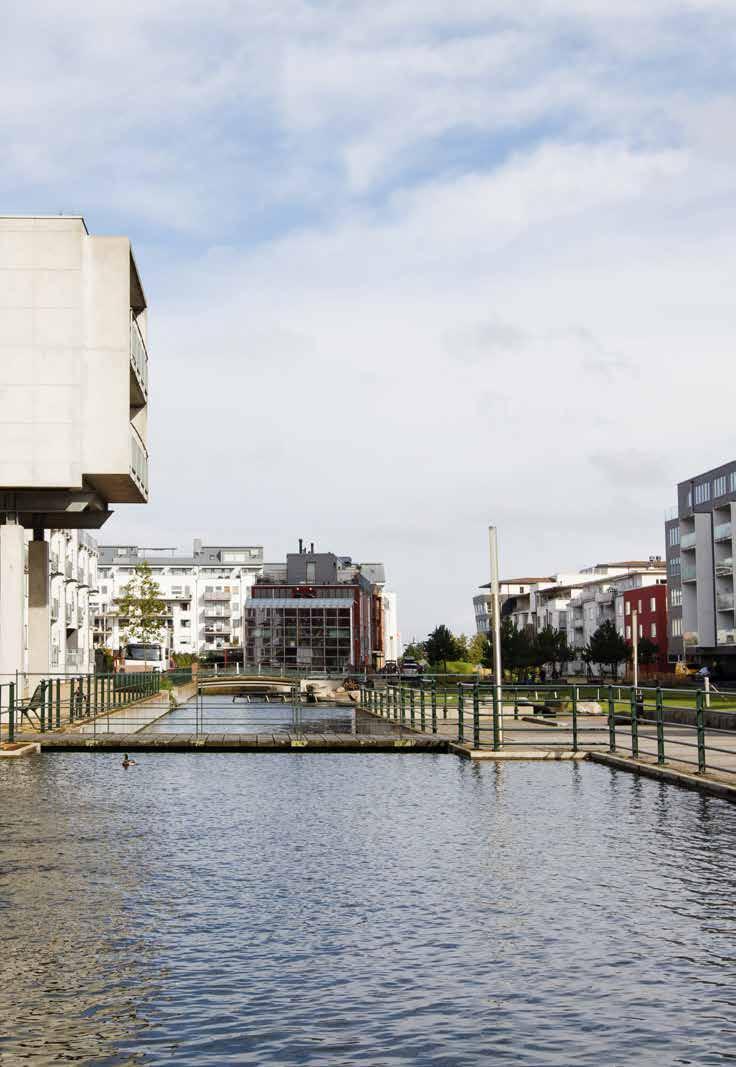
[665,459,736,672]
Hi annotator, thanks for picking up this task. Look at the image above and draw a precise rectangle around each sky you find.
[3,1,736,642]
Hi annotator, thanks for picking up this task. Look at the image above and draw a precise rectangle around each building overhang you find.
[0,489,112,530]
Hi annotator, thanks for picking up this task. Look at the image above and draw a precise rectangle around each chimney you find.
[298,538,303,554]
[310,542,314,554]
[193,538,202,556]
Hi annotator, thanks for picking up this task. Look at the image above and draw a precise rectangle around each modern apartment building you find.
[665,460,736,672]
[476,560,667,671]
[0,216,150,678]
[473,580,554,635]
[93,540,264,655]
[246,544,390,671]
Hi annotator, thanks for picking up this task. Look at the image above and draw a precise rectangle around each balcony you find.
[65,559,74,580]
[718,629,736,645]
[65,606,77,628]
[130,425,149,498]
[204,624,231,634]
[715,558,734,577]
[714,522,732,542]
[595,590,614,605]
[51,599,60,621]
[680,532,697,550]
[50,554,63,577]
[681,563,697,582]
[204,607,231,618]
[716,593,734,612]
[130,313,149,405]
[683,631,699,647]
[204,591,230,602]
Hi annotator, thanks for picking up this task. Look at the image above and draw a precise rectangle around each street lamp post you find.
[488,526,503,745]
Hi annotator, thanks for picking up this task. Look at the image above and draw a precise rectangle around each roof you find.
[248,598,354,609]
[479,577,555,589]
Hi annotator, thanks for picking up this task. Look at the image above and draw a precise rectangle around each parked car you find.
[399,658,424,678]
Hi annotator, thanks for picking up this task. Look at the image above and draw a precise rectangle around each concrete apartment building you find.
[665,460,736,673]
[94,541,264,655]
[246,544,393,671]
[475,561,667,671]
[0,216,150,681]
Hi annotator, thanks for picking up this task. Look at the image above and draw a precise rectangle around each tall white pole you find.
[632,609,639,689]
[488,526,503,745]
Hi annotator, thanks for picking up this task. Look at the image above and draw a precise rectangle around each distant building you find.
[473,580,552,635]
[623,585,669,673]
[246,543,390,671]
[93,540,264,655]
[665,460,736,671]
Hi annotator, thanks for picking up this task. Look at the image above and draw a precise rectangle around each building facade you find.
[622,585,669,673]
[245,545,388,671]
[0,215,150,680]
[665,460,736,673]
[93,540,264,655]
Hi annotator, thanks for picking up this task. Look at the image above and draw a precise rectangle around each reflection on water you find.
[2,757,736,1064]
[142,696,403,736]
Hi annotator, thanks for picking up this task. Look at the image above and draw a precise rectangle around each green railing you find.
[358,679,736,777]
[1,672,161,742]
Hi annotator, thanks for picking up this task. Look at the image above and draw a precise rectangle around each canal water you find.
[2,756,735,1065]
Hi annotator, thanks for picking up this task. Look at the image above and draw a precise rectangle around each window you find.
[625,602,631,615]
[650,622,657,638]
[669,557,681,576]
[626,625,631,639]
[671,588,682,607]
[668,526,680,546]
[671,618,683,637]
[306,562,316,583]
[650,596,656,612]
[639,624,643,639]
[687,490,692,509]
[694,481,711,505]
[731,472,736,493]
[637,600,642,614]
[714,475,727,498]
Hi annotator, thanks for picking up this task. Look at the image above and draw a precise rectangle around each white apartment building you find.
[0,216,150,680]
[382,591,401,662]
[476,560,666,670]
[93,541,264,655]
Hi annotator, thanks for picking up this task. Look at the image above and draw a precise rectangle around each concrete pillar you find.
[28,539,50,677]
[0,524,26,683]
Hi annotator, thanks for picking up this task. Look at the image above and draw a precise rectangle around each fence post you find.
[86,674,91,718]
[696,689,706,774]
[443,689,448,720]
[400,686,406,725]
[571,685,578,754]
[39,679,47,733]
[630,687,640,759]
[431,684,437,735]
[56,678,61,728]
[419,683,426,732]
[8,682,15,743]
[473,683,480,750]
[655,687,665,765]
[607,685,616,752]
[491,682,500,751]
[513,686,519,721]
[457,684,464,744]
[409,688,416,729]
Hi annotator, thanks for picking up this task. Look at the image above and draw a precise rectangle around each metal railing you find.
[357,679,736,779]
[1,671,162,743]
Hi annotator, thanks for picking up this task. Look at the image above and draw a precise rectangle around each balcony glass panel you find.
[130,427,149,496]
[717,629,736,645]
[681,563,697,581]
[714,522,732,542]
[680,532,696,550]
[130,314,149,398]
[716,593,734,611]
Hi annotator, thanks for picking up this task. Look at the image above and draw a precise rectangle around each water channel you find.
[2,756,735,1064]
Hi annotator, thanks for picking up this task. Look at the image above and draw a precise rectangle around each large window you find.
[714,475,727,498]
[694,481,711,505]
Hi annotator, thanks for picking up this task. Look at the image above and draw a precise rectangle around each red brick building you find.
[623,585,669,674]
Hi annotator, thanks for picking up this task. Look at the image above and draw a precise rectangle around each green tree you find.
[402,640,426,662]
[636,637,659,667]
[587,620,630,679]
[482,618,534,676]
[533,625,559,669]
[467,632,487,665]
[116,562,166,665]
[454,633,470,661]
[425,625,459,670]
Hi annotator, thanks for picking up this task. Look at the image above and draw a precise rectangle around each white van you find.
[124,643,168,673]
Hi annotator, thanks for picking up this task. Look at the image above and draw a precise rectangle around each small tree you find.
[402,640,426,662]
[533,625,559,670]
[588,620,630,679]
[635,637,659,671]
[467,633,487,665]
[425,625,459,671]
[454,633,470,661]
[116,562,166,667]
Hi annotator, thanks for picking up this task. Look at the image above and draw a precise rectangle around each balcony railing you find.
[204,592,230,602]
[718,628,736,645]
[65,606,74,627]
[715,558,734,577]
[714,522,732,542]
[204,624,231,634]
[716,593,734,612]
[51,599,60,621]
[130,426,149,496]
[680,532,697,550]
[65,559,73,579]
[204,607,231,618]
[130,313,149,400]
[681,563,697,581]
